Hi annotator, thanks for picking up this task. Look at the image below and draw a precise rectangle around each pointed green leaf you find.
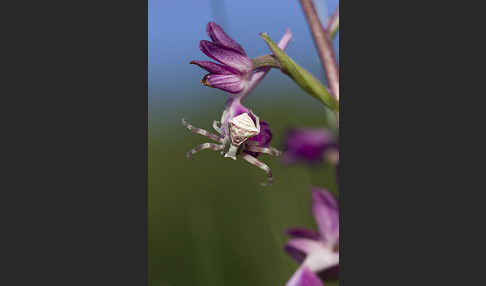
[259,33,338,111]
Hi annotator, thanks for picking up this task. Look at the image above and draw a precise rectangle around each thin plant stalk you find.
[298,0,339,102]
[327,7,339,39]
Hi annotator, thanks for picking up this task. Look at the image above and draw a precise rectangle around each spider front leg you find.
[182,118,223,143]
[241,153,274,186]
[251,112,261,133]
[213,120,223,135]
[245,145,282,157]
[186,143,224,159]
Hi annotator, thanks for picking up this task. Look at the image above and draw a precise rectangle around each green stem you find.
[251,55,281,69]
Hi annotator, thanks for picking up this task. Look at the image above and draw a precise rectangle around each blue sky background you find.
[149,0,339,116]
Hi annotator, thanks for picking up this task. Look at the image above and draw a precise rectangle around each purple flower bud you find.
[191,22,253,94]
[282,128,338,165]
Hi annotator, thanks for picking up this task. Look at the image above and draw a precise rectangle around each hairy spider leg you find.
[252,113,261,133]
[212,120,223,135]
[244,140,259,145]
[245,145,282,156]
[182,118,223,143]
[186,143,225,159]
[241,153,274,186]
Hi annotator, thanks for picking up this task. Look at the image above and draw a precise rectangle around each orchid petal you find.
[200,40,252,74]
[286,267,324,286]
[203,74,245,94]
[304,248,339,273]
[302,248,339,272]
[318,265,339,281]
[279,28,293,49]
[284,244,306,263]
[247,121,272,146]
[284,229,316,262]
[190,60,236,75]
[286,238,324,256]
[312,188,339,246]
[287,228,321,240]
[286,238,339,273]
[206,22,246,55]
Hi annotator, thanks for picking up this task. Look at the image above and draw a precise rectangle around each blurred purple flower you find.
[286,266,324,286]
[282,128,338,165]
[191,22,253,94]
[285,188,339,280]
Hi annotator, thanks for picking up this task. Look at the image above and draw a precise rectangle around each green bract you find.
[259,33,338,112]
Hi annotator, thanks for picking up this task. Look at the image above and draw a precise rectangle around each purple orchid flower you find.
[285,188,339,282]
[191,22,254,94]
[286,266,324,286]
[183,24,292,185]
[282,128,338,165]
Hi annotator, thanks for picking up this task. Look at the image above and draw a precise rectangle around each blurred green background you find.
[149,97,338,286]
[149,0,339,284]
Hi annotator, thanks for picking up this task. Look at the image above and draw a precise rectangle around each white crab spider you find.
[182,111,281,185]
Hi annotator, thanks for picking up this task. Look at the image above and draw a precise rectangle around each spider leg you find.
[245,146,282,157]
[241,153,274,186]
[186,143,224,159]
[182,118,223,143]
[252,112,261,133]
[244,140,259,146]
[213,120,223,135]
